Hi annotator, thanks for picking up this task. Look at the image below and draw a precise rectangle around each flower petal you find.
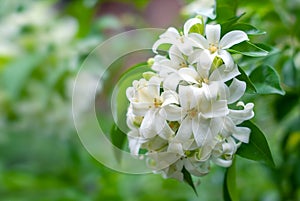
[227,78,246,104]
[140,109,163,138]
[209,64,240,82]
[147,152,180,170]
[163,73,181,91]
[233,126,250,143]
[189,33,209,49]
[192,115,211,146]
[229,102,254,124]
[158,122,175,140]
[152,55,177,76]
[164,105,182,121]
[178,67,199,84]
[152,38,174,53]
[169,45,185,64]
[219,30,249,49]
[220,116,235,137]
[168,142,184,155]
[175,117,192,141]
[178,85,196,109]
[198,50,214,70]
[199,99,229,118]
[218,49,235,70]
[161,90,179,106]
[131,102,152,116]
[184,159,210,176]
[177,38,194,55]
[183,17,203,36]
[188,49,203,64]
[205,24,221,45]
[213,157,232,167]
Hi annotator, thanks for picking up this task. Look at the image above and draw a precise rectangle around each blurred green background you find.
[0,0,299,200]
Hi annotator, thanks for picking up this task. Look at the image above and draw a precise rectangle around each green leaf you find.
[223,158,238,201]
[110,123,127,163]
[282,58,300,88]
[225,23,266,36]
[274,93,299,121]
[237,121,275,168]
[237,66,257,94]
[220,13,246,34]
[216,0,238,22]
[228,41,269,57]
[182,166,198,196]
[0,52,44,99]
[112,62,152,132]
[249,65,285,95]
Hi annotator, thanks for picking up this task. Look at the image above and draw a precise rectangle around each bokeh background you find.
[0,0,299,200]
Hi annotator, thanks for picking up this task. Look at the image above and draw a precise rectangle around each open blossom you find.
[152,17,203,55]
[126,17,254,181]
[190,24,249,70]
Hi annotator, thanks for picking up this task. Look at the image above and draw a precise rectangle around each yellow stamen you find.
[179,62,188,68]
[153,98,162,108]
[188,108,198,118]
[209,44,218,54]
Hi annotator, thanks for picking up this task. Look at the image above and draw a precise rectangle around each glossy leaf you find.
[249,65,285,95]
[225,23,266,35]
[216,0,238,22]
[237,66,257,94]
[223,158,238,201]
[220,14,249,35]
[182,166,198,196]
[228,41,268,57]
[110,123,127,162]
[282,58,300,88]
[237,121,275,168]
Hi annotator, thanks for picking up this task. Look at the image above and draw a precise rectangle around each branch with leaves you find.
[110,1,284,200]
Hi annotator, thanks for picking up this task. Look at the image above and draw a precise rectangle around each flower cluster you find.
[126,17,254,181]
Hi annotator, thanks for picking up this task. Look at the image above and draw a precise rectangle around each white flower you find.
[126,76,179,139]
[125,17,256,182]
[212,136,239,167]
[182,0,216,20]
[165,85,228,148]
[152,18,203,55]
[190,24,249,70]
[152,45,190,77]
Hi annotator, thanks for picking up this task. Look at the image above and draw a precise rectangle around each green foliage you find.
[0,0,298,200]
[182,166,198,196]
[249,65,285,95]
[215,0,238,22]
[110,123,127,162]
[228,41,269,57]
[0,52,45,99]
[223,158,237,201]
[237,121,275,168]
[236,66,257,94]
[225,23,266,36]
[282,57,300,88]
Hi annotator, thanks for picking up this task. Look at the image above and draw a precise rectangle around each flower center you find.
[133,116,143,127]
[179,62,188,68]
[188,108,198,118]
[197,77,209,87]
[153,97,163,108]
[209,44,218,54]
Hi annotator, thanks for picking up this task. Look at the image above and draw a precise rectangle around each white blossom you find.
[190,24,249,70]
[125,17,254,181]
[152,18,203,55]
